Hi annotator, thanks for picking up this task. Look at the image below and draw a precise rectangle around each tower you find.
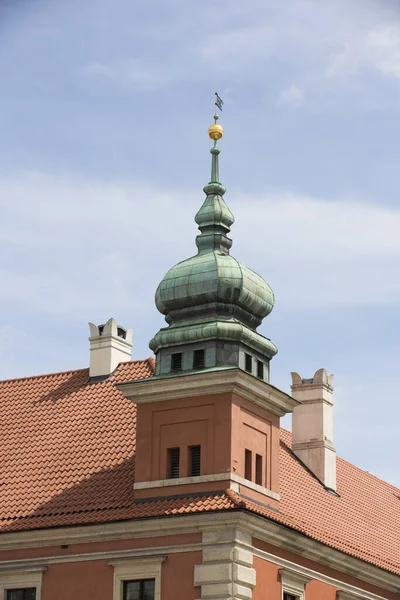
[118,105,299,505]
[149,113,277,382]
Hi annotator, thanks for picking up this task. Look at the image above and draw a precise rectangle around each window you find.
[6,591,36,600]
[167,447,180,478]
[0,569,43,600]
[245,449,252,481]
[171,353,182,371]
[255,454,263,486]
[189,445,201,476]
[245,353,252,373]
[193,349,205,369]
[257,360,264,380]
[110,557,164,600]
[279,568,311,600]
[123,579,155,600]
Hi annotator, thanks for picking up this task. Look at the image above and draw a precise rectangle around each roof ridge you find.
[336,453,400,492]
[0,366,89,386]
[280,427,400,493]
[0,358,154,387]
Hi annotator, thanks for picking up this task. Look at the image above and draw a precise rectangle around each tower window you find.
[189,445,201,476]
[245,449,252,481]
[245,353,252,373]
[257,360,264,380]
[283,595,298,600]
[193,349,205,369]
[256,454,263,486]
[171,352,182,372]
[6,591,36,600]
[167,447,180,478]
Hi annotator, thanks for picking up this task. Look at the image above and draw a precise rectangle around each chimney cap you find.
[291,368,333,388]
[89,318,133,344]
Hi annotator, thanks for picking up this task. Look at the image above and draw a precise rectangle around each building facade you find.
[0,117,398,600]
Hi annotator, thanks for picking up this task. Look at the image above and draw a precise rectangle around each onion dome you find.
[150,113,277,377]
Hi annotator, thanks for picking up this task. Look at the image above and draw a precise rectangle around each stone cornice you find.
[0,512,397,594]
[133,472,280,501]
[238,513,400,595]
[117,369,300,416]
[337,592,369,600]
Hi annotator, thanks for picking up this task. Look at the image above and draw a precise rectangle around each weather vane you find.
[215,92,224,113]
[208,93,224,143]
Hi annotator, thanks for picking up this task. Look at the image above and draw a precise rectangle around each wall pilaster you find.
[194,528,255,600]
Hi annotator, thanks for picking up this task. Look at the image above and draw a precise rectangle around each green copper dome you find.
[155,252,274,330]
[150,114,277,377]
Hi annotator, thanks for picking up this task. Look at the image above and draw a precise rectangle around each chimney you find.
[290,368,336,491]
[88,318,133,378]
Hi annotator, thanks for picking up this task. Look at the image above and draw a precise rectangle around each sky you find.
[0,0,399,487]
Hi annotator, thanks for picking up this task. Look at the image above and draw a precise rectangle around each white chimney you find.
[88,318,133,378]
[291,368,336,491]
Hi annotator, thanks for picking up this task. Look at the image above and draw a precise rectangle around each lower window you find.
[6,590,36,600]
[123,579,155,600]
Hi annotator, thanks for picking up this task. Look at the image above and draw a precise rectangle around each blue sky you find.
[1,0,399,486]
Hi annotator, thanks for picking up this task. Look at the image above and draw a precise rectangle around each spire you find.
[195,101,234,255]
[150,95,277,376]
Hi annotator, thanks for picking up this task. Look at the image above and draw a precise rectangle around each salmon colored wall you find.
[252,557,280,600]
[39,550,202,600]
[231,395,280,498]
[253,539,399,600]
[135,394,233,483]
[136,390,282,504]
[253,559,340,600]
[161,551,201,600]
[42,559,112,600]
[307,579,338,600]
[0,532,201,562]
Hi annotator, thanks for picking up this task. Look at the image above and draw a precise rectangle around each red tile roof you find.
[0,360,399,577]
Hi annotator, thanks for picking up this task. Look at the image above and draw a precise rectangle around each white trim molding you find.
[279,568,311,600]
[133,472,280,501]
[109,556,166,600]
[133,473,235,490]
[118,369,300,417]
[194,528,256,600]
[337,592,367,600]
[0,566,45,600]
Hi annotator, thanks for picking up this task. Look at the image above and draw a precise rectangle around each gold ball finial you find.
[208,122,224,141]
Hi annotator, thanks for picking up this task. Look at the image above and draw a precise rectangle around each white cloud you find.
[1,172,400,321]
[278,83,305,106]
[198,0,400,108]
[327,24,400,80]
[82,59,175,89]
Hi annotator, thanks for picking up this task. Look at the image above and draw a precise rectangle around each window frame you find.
[245,448,252,481]
[170,352,183,372]
[167,447,180,479]
[193,349,205,370]
[279,568,311,600]
[0,568,44,600]
[122,578,155,600]
[257,360,264,380]
[245,353,252,373]
[109,557,165,600]
[188,445,201,477]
